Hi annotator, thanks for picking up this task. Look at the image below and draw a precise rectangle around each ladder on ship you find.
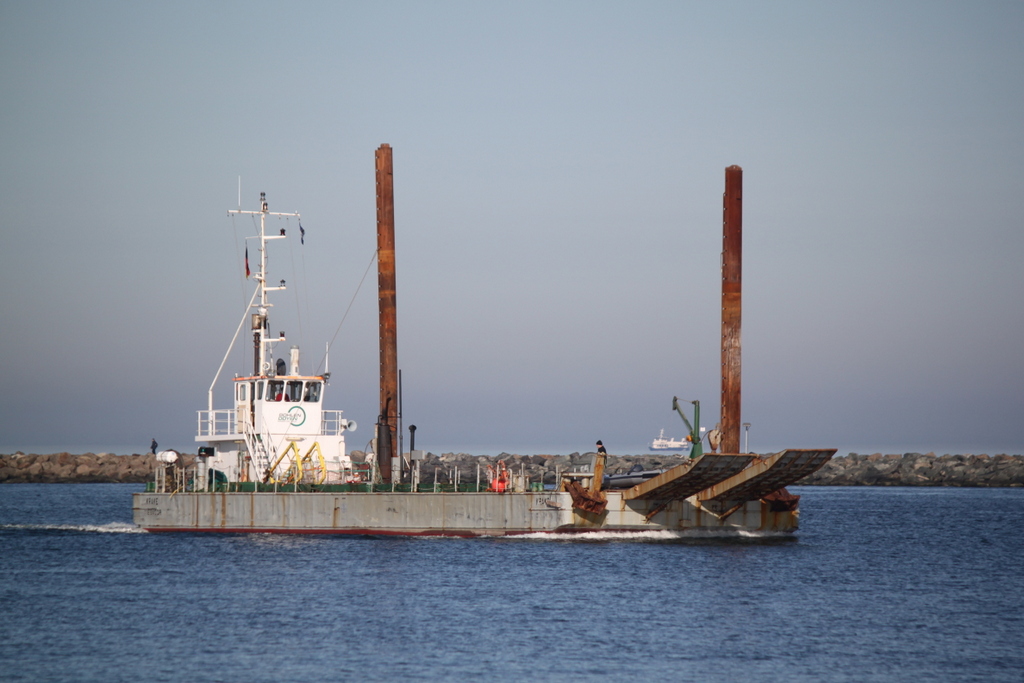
[242,421,276,482]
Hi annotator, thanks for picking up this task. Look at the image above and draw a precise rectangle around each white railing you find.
[200,409,348,438]
[321,410,347,436]
[197,410,238,437]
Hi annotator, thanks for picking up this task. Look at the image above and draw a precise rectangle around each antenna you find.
[227,193,300,380]
[237,176,241,210]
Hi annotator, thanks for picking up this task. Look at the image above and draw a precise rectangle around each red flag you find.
[245,246,250,278]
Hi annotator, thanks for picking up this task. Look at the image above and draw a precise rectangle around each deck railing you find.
[321,410,347,436]
[197,409,348,437]
[197,410,238,437]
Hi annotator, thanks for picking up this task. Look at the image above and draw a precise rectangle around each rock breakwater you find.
[798,452,1024,487]
[2,451,1022,487]
[0,452,194,483]
[350,451,1024,488]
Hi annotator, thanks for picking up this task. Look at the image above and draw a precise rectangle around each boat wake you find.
[1,522,145,534]
[502,528,795,543]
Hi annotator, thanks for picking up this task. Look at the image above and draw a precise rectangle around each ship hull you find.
[132,490,798,536]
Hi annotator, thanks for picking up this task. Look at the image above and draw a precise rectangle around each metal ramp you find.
[697,449,837,516]
[622,454,756,502]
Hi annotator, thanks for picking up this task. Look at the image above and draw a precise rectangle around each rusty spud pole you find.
[376,144,398,483]
[720,165,742,454]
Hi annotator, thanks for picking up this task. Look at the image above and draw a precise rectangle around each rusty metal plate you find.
[622,454,755,502]
[698,449,836,515]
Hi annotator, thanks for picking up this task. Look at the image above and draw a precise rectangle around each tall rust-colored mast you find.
[720,165,742,454]
[375,144,398,483]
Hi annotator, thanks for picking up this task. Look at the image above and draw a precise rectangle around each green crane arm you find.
[672,396,694,434]
[672,396,703,459]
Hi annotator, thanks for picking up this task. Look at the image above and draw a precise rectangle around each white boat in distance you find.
[650,429,693,454]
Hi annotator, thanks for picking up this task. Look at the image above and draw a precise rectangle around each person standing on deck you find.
[150,438,158,455]
[593,441,609,493]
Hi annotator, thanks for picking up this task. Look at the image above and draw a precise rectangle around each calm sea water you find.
[1,485,1021,682]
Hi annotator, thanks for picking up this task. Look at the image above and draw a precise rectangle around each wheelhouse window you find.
[236,383,248,401]
[286,381,303,402]
[303,381,322,402]
[267,380,284,401]
[256,381,264,400]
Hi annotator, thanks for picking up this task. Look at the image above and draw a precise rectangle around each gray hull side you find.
[132,491,797,535]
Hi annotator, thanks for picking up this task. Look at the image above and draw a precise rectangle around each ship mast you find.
[228,192,300,377]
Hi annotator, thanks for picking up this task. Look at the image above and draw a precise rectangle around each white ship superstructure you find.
[196,193,355,486]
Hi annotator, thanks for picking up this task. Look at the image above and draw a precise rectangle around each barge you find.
[133,148,834,536]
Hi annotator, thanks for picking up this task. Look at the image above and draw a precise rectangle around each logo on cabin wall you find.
[279,406,306,426]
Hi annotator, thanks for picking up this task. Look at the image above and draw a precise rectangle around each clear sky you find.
[2,1,1022,456]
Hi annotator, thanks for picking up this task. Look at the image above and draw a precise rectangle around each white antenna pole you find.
[238,176,241,210]
[227,192,298,379]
